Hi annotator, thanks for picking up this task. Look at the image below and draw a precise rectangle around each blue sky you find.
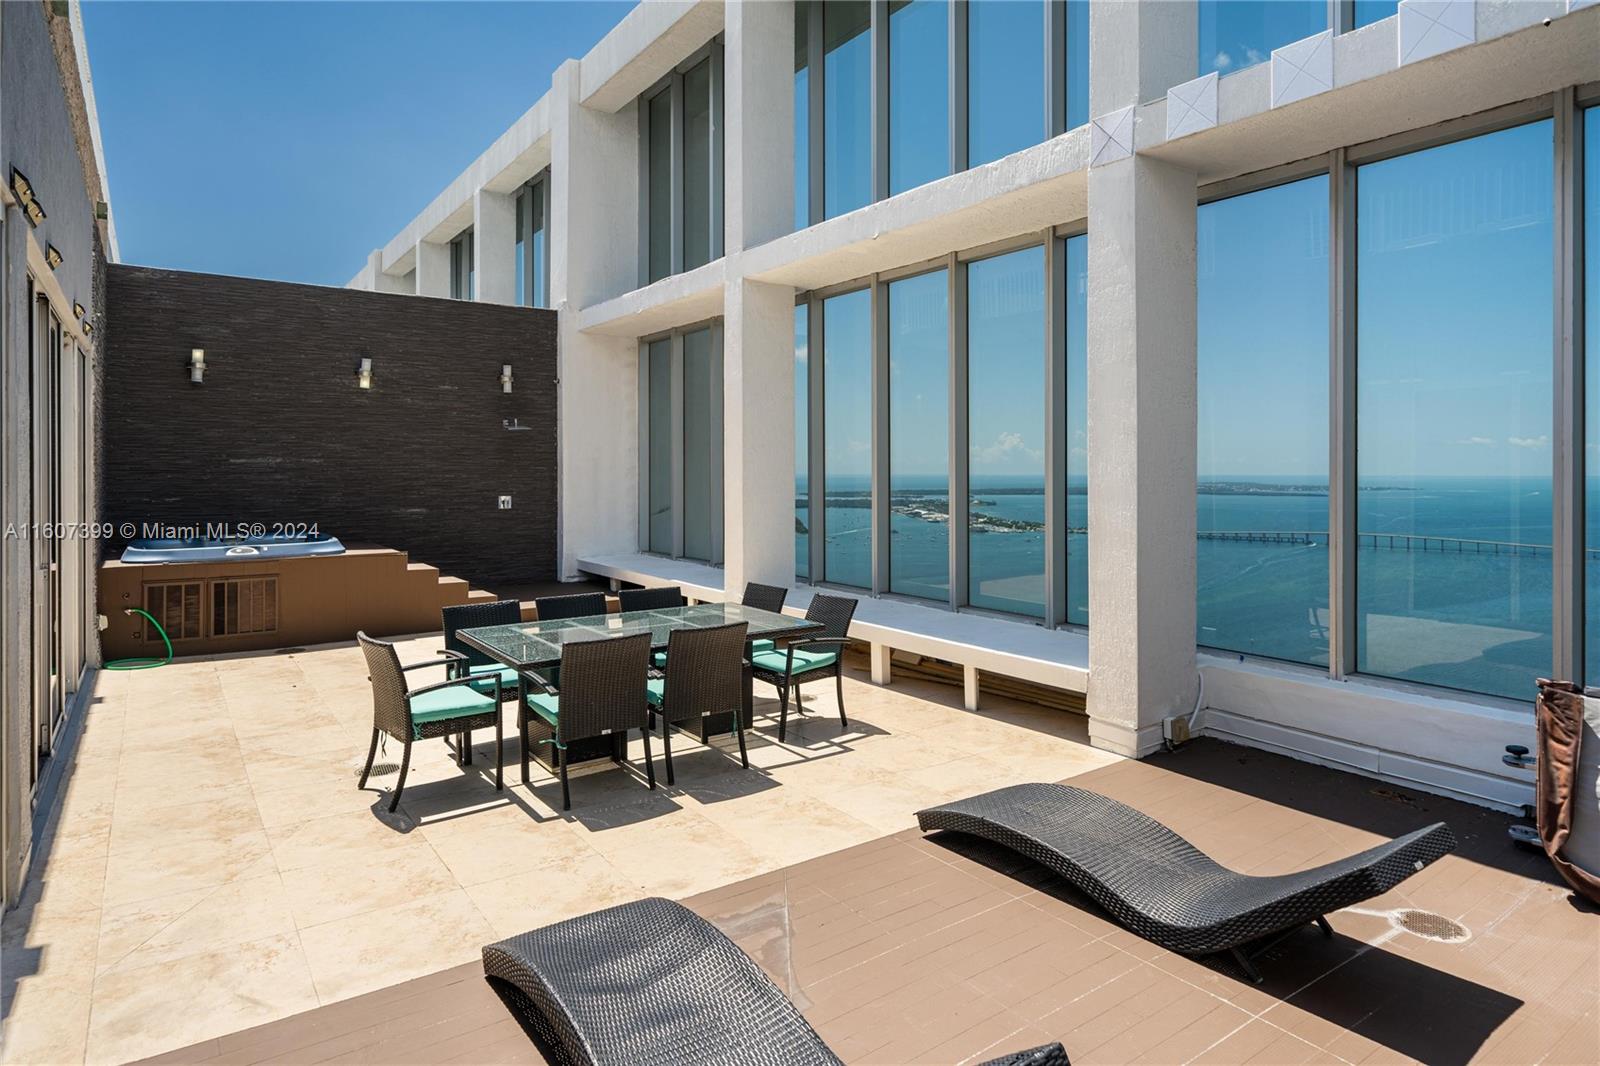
[83,1,633,287]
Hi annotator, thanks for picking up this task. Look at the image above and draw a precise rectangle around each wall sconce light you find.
[24,200,46,226]
[501,364,513,393]
[82,321,93,337]
[45,244,63,270]
[356,357,373,390]
[189,348,206,384]
[73,301,86,319]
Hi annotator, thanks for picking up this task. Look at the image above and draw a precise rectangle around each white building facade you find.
[350,0,1600,812]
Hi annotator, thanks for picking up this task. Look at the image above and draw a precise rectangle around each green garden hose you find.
[105,607,173,670]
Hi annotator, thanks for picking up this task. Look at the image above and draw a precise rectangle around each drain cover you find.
[1393,909,1469,942]
[360,762,400,778]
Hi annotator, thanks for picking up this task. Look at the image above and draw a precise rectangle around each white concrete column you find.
[963,665,980,712]
[1085,154,1199,758]
[722,276,797,594]
[473,188,518,304]
[724,0,794,252]
[549,59,644,578]
[1083,4,1199,759]
[365,250,413,295]
[870,643,892,686]
[414,239,450,298]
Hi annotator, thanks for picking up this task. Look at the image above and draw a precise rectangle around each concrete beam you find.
[473,188,517,305]
[722,276,798,596]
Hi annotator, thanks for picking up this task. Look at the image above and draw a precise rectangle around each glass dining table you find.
[457,602,822,774]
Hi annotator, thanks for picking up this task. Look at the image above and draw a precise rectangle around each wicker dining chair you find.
[441,598,524,702]
[533,591,609,621]
[357,631,503,813]
[646,621,749,785]
[750,594,857,742]
[521,632,655,810]
[742,581,789,655]
[617,585,685,612]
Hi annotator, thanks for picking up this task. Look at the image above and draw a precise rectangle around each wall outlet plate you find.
[498,495,512,510]
[1163,715,1191,745]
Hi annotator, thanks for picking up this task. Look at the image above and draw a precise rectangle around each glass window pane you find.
[1585,106,1599,684]
[515,191,526,306]
[889,269,949,600]
[647,89,672,283]
[1197,176,1329,665]
[683,328,716,561]
[1199,0,1326,78]
[1064,234,1089,626]
[531,181,547,308]
[1066,0,1090,132]
[1353,1,1399,29]
[796,304,811,580]
[968,0,1044,167]
[824,0,872,219]
[795,1,810,230]
[683,59,713,271]
[824,288,872,587]
[1356,120,1553,700]
[968,246,1045,617]
[889,0,948,197]
[647,339,674,553]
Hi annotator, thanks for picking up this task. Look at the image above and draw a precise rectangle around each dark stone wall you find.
[104,265,558,585]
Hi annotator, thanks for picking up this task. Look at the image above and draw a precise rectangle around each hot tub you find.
[119,533,346,565]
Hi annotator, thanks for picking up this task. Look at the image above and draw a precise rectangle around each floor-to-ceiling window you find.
[449,229,474,300]
[646,338,673,553]
[682,326,718,561]
[968,0,1044,167]
[824,1,872,219]
[646,87,673,283]
[1353,2,1399,29]
[1585,105,1599,684]
[641,325,724,564]
[1065,0,1090,133]
[967,245,1046,617]
[889,0,948,197]
[795,2,811,231]
[796,303,811,580]
[1197,175,1330,665]
[1063,233,1089,625]
[1355,120,1553,700]
[888,268,949,599]
[641,43,723,283]
[1199,0,1326,78]
[823,288,872,587]
[515,176,549,308]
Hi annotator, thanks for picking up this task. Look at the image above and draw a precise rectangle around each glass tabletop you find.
[457,602,822,669]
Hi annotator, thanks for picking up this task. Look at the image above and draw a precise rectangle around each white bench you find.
[576,553,1088,710]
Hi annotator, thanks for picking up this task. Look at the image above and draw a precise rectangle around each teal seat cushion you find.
[465,664,520,695]
[645,678,665,706]
[749,638,775,654]
[409,684,498,737]
[652,651,668,669]
[525,691,560,728]
[751,647,837,675]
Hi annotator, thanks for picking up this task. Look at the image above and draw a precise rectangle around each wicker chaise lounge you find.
[917,782,1456,982]
[483,896,1071,1066]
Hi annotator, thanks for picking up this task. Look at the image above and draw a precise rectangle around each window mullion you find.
[1554,87,1585,684]
[1329,148,1356,680]
[950,252,969,609]
[808,4,826,227]
[670,72,686,277]
[950,0,968,176]
[671,331,686,559]
[1045,231,1067,627]
[809,294,827,583]
[871,275,889,595]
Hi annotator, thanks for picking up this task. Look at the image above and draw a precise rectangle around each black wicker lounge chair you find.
[917,782,1456,982]
[482,896,1071,1066]
[356,631,503,813]
[751,593,857,742]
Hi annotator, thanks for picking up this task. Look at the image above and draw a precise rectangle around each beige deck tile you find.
[100,827,277,909]
[295,888,496,1003]
[279,846,459,929]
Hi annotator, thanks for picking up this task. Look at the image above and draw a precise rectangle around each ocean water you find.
[798,473,1572,702]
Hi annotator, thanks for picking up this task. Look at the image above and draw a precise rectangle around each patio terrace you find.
[0,631,1593,1065]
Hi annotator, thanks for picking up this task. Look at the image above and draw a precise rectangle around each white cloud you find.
[1213,51,1232,70]
[1244,48,1264,66]
[1508,435,1549,449]
[973,431,1042,466]
[1453,436,1494,446]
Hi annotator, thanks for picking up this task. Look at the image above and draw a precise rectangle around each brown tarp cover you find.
[1535,679,1600,905]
